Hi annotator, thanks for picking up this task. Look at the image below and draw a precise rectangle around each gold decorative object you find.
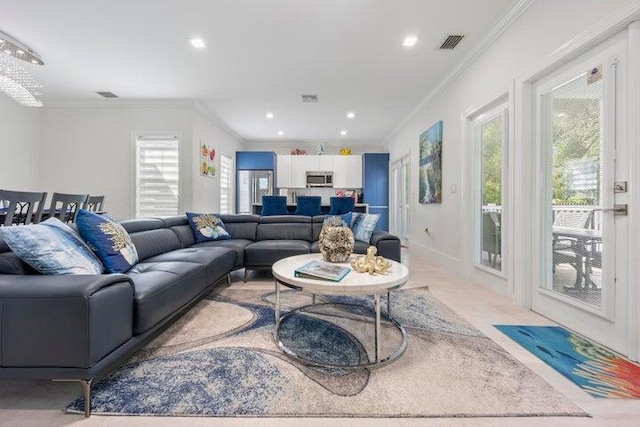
[339,148,351,155]
[351,246,392,275]
[318,217,354,263]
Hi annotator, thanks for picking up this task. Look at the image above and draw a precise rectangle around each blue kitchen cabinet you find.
[236,151,276,170]
[362,153,389,231]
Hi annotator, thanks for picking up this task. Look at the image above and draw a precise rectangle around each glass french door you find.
[532,33,629,355]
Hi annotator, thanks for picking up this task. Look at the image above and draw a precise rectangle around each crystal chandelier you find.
[0,30,43,107]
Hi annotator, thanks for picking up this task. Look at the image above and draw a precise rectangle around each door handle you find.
[593,204,628,215]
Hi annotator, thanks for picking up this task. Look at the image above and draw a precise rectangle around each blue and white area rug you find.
[66,287,587,417]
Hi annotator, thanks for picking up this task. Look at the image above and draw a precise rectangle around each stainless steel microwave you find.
[306,171,333,187]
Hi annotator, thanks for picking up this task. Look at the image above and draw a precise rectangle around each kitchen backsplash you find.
[279,187,362,204]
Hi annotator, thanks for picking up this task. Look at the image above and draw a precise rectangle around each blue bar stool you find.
[261,196,288,216]
[329,196,355,215]
[295,196,322,216]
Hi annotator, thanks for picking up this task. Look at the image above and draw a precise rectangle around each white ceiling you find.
[2,0,520,144]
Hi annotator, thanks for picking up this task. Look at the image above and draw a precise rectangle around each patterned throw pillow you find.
[323,212,353,228]
[76,209,139,273]
[0,217,104,275]
[351,212,381,242]
[186,212,231,243]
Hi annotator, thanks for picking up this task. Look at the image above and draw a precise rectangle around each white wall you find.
[0,95,41,190]
[385,0,628,271]
[39,103,194,220]
[38,102,245,220]
[192,109,245,213]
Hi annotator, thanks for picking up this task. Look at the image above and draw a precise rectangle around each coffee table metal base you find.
[274,280,408,369]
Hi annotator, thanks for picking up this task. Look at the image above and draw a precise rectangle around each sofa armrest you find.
[369,230,401,263]
[0,274,134,370]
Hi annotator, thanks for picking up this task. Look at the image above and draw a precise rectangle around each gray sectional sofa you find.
[0,213,400,416]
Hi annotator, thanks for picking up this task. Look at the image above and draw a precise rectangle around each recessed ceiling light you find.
[3,49,11,55]
[346,112,356,120]
[340,130,347,136]
[189,38,206,48]
[277,130,284,136]
[403,36,418,47]
[265,112,274,119]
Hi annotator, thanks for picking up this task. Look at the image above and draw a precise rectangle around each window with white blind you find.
[135,136,180,218]
[220,153,232,214]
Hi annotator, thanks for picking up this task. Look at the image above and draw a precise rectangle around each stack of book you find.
[294,260,350,282]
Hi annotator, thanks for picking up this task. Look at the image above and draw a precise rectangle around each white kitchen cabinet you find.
[305,155,319,171]
[304,155,333,172]
[347,155,362,188]
[318,155,334,171]
[276,155,292,188]
[332,156,348,188]
[333,155,362,188]
[291,155,307,188]
[277,154,358,188]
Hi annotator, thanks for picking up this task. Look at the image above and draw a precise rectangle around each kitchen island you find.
[252,203,369,215]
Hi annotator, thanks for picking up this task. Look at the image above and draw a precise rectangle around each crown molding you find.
[383,0,535,144]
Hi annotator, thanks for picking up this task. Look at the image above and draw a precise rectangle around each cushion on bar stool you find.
[295,196,322,217]
[329,196,355,215]
[261,196,288,216]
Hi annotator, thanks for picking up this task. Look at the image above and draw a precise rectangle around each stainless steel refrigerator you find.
[237,170,273,214]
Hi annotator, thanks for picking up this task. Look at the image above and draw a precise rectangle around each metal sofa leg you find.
[80,379,93,417]
[53,378,93,417]
[226,273,231,285]
[244,269,249,282]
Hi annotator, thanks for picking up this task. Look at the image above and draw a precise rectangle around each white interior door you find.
[531,33,629,355]
[390,155,410,246]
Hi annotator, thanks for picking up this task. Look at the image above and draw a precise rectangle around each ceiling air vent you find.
[96,91,118,98]
[439,35,464,50]
[301,94,318,103]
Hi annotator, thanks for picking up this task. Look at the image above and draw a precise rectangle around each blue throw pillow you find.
[0,217,104,275]
[351,212,380,242]
[186,212,231,243]
[76,209,139,273]
[323,212,353,227]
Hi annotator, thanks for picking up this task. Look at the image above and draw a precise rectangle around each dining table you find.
[552,226,602,289]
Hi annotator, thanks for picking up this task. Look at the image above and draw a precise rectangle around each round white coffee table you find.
[271,253,409,369]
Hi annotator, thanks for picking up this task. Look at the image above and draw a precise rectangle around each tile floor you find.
[1,248,640,427]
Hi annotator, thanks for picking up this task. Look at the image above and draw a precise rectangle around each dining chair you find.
[84,195,105,212]
[47,193,90,223]
[261,196,288,216]
[0,189,48,226]
[482,212,501,268]
[329,196,355,215]
[295,196,322,216]
[552,208,595,278]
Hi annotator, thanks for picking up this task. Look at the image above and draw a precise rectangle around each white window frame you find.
[462,87,514,297]
[220,153,233,214]
[133,133,181,218]
[472,102,509,278]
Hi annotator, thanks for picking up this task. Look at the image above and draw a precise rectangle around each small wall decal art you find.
[419,120,443,204]
[200,142,216,179]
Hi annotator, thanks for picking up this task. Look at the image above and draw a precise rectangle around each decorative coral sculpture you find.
[318,219,355,263]
[351,246,392,275]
